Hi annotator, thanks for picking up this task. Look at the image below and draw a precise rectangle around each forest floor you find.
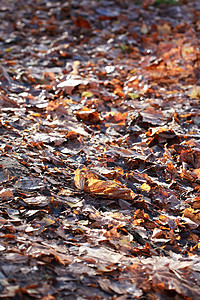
[0,0,200,299]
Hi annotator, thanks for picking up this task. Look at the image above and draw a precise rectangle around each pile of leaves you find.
[0,0,200,299]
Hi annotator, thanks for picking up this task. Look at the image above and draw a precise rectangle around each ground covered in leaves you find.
[0,0,200,299]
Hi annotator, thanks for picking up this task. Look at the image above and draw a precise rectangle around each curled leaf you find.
[74,169,85,190]
[74,169,136,200]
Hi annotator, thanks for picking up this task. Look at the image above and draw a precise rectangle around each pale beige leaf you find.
[74,169,85,190]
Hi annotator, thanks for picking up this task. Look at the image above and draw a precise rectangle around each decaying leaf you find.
[27,243,73,265]
[21,196,51,207]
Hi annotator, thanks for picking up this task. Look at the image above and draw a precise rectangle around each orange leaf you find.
[0,189,13,199]
[113,86,125,98]
[75,110,101,123]
[194,168,200,179]
[84,177,135,200]
[74,16,91,29]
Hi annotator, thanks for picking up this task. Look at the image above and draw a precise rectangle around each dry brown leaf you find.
[85,177,135,200]
[0,188,13,199]
[191,197,200,209]
[194,168,200,179]
[183,208,200,224]
[74,169,135,200]
[27,243,73,265]
[74,169,85,190]
[22,196,51,207]
[75,110,101,123]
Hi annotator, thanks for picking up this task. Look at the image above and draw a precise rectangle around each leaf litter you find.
[0,0,200,299]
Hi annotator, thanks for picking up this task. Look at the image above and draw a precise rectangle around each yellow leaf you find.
[130,69,136,74]
[32,113,41,117]
[141,183,151,193]
[81,91,93,98]
[128,93,139,99]
[5,48,12,52]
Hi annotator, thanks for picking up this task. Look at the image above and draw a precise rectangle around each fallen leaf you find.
[85,177,135,200]
[81,91,93,98]
[0,188,13,199]
[141,183,151,193]
[27,243,73,265]
[182,208,200,224]
[74,169,85,190]
[189,86,200,99]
